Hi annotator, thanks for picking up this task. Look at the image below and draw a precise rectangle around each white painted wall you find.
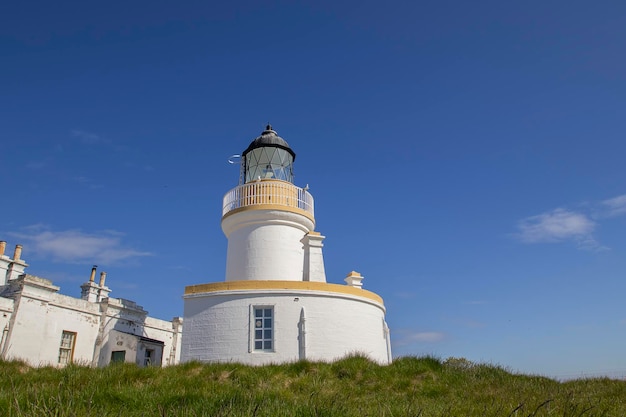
[94,298,181,367]
[144,316,182,366]
[100,330,142,365]
[2,281,101,366]
[0,274,182,368]
[182,290,391,365]
[0,297,15,355]
[222,209,314,282]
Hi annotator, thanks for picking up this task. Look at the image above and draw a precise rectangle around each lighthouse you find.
[181,125,392,365]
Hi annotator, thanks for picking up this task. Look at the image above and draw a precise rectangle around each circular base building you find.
[181,126,392,365]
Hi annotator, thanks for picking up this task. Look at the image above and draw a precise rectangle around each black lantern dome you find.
[241,125,296,184]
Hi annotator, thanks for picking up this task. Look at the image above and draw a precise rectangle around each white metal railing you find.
[222,180,314,217]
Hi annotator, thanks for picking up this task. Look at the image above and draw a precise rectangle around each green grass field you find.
[1,356,624,416]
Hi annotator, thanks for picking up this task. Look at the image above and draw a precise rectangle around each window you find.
[253,307,273,351]
[144,349,154,366]
[58,331,76,365]
[244,147,294,183]
[111,350,126,363]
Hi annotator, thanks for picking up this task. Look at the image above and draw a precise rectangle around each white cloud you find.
[514,193,626,250]
[71,129,101,144]
[462,319,487,329]
[8,227,152,265]
[71,129,111,145]
[515,208,600,250]
[72,176,104,189]
[393,330,445,346]
[601,194,626,218]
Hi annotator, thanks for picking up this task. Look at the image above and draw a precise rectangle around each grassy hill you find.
[1,356,624,416]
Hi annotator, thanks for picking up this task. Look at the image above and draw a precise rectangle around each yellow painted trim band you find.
[222,204,315,223]
[185,280,384,305]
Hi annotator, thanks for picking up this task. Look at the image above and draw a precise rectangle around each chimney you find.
[99,271,107,287]
[344,271,364,289]
[89,265,97,282]
[0,241,5,257]
[13,245,22,261]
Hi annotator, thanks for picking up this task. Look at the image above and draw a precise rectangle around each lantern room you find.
[240,124,296,184]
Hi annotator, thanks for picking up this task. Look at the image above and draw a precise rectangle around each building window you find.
[144,349,154,366]
[253,307,273,351]
[111,350,126,363]
[58,331,76,365]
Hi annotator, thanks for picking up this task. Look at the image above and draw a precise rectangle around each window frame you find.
[58,331,77,365]
[250,305,275,353]
[111,350,126,363]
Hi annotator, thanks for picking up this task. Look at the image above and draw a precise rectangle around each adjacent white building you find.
[181,125,392,365]
[0,242,182,367]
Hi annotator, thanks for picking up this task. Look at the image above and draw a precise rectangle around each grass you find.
[0,355,624,416]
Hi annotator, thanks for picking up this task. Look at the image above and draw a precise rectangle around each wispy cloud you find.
[514,194,626,251]
[408,332,445,342]
[8,226,152,265]
[516,208,596,245]
[393,329,446,346]
[600,194,626,218]
[71,129,109,145]
[28,270,86,285]
[73,176,104,189]
[462,319,487,329]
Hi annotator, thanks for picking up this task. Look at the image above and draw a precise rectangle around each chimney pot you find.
[89,266,97,282]
[99,271,107,287]
[0,241,6,257]
[13,245,22,261]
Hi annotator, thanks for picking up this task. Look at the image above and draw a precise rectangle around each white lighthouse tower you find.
[181,125,392,365]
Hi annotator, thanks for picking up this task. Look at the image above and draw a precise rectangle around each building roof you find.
[242,124,296,160]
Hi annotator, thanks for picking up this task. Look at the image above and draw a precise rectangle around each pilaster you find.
[302,231,326,282]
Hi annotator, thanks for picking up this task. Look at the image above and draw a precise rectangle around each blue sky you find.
[2,1,626,379]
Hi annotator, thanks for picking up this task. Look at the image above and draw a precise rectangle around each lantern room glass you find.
[243,147,294,183]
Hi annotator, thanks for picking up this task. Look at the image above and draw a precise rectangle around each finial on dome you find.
[266,123,272,131]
